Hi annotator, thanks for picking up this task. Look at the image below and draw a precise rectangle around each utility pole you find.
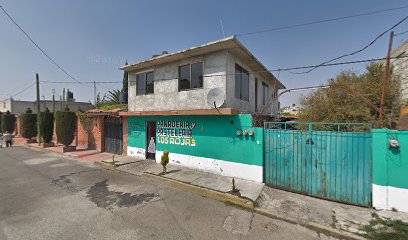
[42,96,46,109]
[52,89,55,113]
[62,88,65,108]
[94,81,96,105]
[379,31,394,128]
[36,73,42,146]
[59,95,62,111]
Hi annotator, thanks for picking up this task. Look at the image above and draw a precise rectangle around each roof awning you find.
[119,108,238,117]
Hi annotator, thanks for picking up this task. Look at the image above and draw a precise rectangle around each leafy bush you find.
[40,108,54,143]
[21,108,37,139]
[161,150,169,173]
[55,107,76,146]
[1,111,16,133]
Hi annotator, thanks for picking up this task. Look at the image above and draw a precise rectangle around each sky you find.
[1,0,408,107]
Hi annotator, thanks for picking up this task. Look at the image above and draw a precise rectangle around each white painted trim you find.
[156,150,263,182]
[373,184,408,213]
[127,146,146,160]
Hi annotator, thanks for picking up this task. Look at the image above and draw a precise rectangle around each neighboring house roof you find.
[86,108,124,116]
[121,36,285,89]
[391,39,408,57]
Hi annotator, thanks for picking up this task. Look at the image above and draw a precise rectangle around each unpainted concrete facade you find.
[128,51,226,112]
[127,48,281,115]
[390,40,408,103]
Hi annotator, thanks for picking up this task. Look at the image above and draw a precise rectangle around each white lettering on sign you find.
[156,120,197,147]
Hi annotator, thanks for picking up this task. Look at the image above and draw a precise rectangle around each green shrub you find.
[40,108,54,143]
[21,108,37,139]
[1,111,16,133]
[55,107,76,146]
[161,150,169,173]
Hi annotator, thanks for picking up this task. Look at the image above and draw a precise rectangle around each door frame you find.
[103,116,123,155]
[145,121,157,160]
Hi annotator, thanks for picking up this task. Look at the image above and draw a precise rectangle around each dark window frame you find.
[255,78,258,111]
[262,82,269,106]
[136,71,154,96]
[178,62,204,91]
[235,64,249,101]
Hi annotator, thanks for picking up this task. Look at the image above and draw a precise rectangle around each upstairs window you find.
[235,64,249,101]
[136,71,154,95]
[262,82,269,106]
[179,62,203,91]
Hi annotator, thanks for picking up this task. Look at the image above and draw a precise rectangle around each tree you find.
[55,107,76,146]
[298,63,401,128]
[1,111,16,133]
[106,89,121,104]
[95,92,107,108]
[122,60,128,104]
[40,107,54,143]
[21,108,37,139]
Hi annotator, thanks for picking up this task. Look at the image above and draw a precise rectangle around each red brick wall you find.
[122,116,128,155]
[15,116,21,136]
[52,119,57,143]
[77,115,104,151]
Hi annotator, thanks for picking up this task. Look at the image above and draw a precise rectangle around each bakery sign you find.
[156,120,196,147]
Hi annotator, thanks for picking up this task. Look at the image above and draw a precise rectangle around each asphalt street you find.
[0,146,332,240]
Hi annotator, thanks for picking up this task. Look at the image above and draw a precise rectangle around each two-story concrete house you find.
[120,36,285,182]
[390,39,408,103]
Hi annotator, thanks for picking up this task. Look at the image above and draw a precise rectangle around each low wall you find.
[127,114,263,182]
[372,129,408,212]
[76,115,104,151]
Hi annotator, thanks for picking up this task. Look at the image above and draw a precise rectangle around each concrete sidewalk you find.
[257,186,408,238]
[115,159,408,239]
[116,161,264,203]
[20,142,113,164]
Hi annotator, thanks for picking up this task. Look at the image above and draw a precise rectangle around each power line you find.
[3,82,36,98]
[237,5,408,37]
[395,29,408,36]
[289,15,408,74]
[39,54,408,84]
[0,5,90,88]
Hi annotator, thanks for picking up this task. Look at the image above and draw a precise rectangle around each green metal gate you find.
[264,122,372,206]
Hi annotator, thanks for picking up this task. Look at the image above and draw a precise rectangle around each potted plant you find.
[161,150,169,173]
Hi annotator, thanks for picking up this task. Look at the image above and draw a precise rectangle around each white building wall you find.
[0,98,92,114]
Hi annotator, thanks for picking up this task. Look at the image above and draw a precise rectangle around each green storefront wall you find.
[128,114,263,167]
[372,129,408,189]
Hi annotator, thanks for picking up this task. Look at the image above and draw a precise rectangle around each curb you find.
[253,208,364,240]
[65,151,101,159]
[114,168,363,240]
[94,161,117,171]
[18,144,364,240]
[143,172,254,209]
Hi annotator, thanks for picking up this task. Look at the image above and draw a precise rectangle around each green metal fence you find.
[264,122,372,206]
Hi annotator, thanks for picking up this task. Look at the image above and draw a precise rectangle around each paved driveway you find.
[0,147,330,240]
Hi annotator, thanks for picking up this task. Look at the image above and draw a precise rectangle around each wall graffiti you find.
[157,120,197,147]
[128,120,143,138]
